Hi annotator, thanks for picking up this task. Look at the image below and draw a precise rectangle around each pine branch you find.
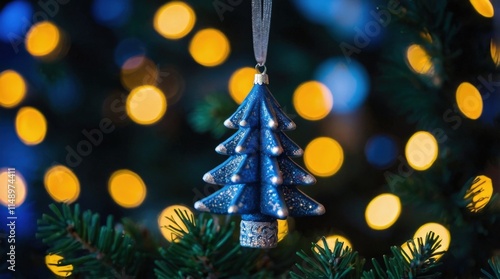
[362,232,443,279]
[290,237,364,279]
[481,256,500,279]
[188,93,237,139]
[36,203,145,278]
[154,210,265,279]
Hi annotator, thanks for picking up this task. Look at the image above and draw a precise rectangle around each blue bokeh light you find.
[314,57,370,114]
[0,1,33,43]
[47,74,82,114]
[92,0,132,28]
[292,0,372,38]
[365,134,397,168]
[114,37,146,67]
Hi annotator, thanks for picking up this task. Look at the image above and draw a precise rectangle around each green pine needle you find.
[36,203,144,278]
[481,256,500,279]
[154,210,263,279]
[290,237,363,279]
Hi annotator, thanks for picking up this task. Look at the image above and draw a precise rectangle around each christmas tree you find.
[194,71,324,248]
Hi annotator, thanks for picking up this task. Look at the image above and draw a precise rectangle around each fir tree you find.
[194,72,325,248]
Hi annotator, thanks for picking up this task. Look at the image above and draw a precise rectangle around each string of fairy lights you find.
[0,0,498,276]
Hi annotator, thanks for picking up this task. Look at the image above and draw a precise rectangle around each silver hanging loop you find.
[252,0,272,67]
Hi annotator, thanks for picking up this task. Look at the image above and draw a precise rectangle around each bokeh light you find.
[114,38,146,67]
[314,58,369,114]
[45,254,73,277]
[293,81,333,121]
[364,135,397,168]
[304,137,344,177]
[413,222,450,260]
[0,169,27,207]
[158,205,194,242]
[126,85,167,125]
[491,39,500,67]
[465,175,493,212]
[292,0,368,38]
[44,165,80,204]
[92,0,132,27]
[455,82,483,120]
[0,1,33,43]
[25,21,61,58]
[316,234,352,252]
[108,169,146,208]
[406,44,433,74]
[470,0,494,18]
[154,1,196,40]
[120,56,158,90]
[0,70,26,108]
[15,106,47,145]
[405,131,438,171]
[189,28,230,67]
[228,67,255,104]
[365,193,401,230]
[277,219,288,242]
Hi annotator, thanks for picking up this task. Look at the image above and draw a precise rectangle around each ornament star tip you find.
[271,146,282,155]
[294,149,304,156]
[224,119,235,128]
[235,146,244,153]
[228,205,239,213]
[268,120,277,129]
[271,176,283,185]
[194,201,209,212]
[231,174,241,183]
[314,204,326,215]
[203,173,215,183]
[303,175,316,184]
[215,144,227,154]
[277,209,288,218]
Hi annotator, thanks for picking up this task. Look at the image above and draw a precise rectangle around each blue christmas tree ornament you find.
[194,72,325,248]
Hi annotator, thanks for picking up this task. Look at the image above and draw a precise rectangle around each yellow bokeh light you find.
[189,28,230,67]
[44,165,80,204]
[158,205,194,242]
[45,254,73,277]
[126,85,167,125]
[316,234,352,253]
[491,39,500,66]
[304,137,344,177]
[465,175,493,212]
[228,67,256,104]
[25,21,61,57]
[0,169,27,207]
[470,0,494,18]
[15,106,47,145]
[108,169,146,208]
[0,70,26,108]
[365,193,401,230]
[406,44,433,74]
[405,131,438,171]
[277,219,288,242]
[154,1,196,40]
[293,81,333,121]
[413,222,450,260]
[455,82,483,120]
[120,56,159,91]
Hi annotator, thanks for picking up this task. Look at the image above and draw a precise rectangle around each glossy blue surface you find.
[195,80,325,232]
